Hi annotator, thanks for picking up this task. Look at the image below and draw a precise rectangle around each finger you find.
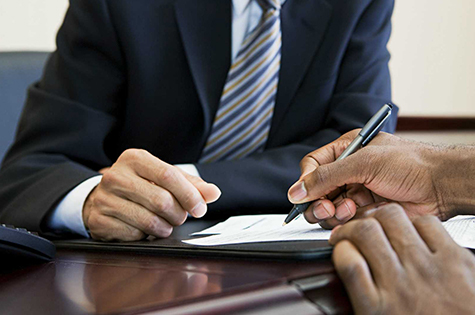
[289,152,370,204]
[329,217,401,284]
[180,172,222,204]
[333,240,379,313]
[119,150,207,218]
[370,204,432,259]
[291,130,360,196]
[303,197,356,227]
[332,195,357,222]
[299,155,319,179]
[87,213,146,242]
[319,218,342,230]
[300,129,361,177]
[326,186,344,201]
[345,184,376,208]
[101,170,188,226]
[96,190,174,238]
[352,202,389,220]
[412,215,458,253]
[304,199,335,223]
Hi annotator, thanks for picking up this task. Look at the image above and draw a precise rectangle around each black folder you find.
[54,219,333,260]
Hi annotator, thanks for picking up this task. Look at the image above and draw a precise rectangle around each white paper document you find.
[184,214,475,248]
[442,215,475,249]
[184,214,331,246]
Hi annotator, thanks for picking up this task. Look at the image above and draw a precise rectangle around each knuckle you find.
[87,214,113,241]
[412,253,440,278]
[459,248,475,268]
[339,259,366,281]
[299,155,313,170]
[176,211,188,226]
[413,214,440,227]
[120,148,147,161]
[130,229,146,241]
[158,166,177,183]
[119,149,134,161]
[140,216,162,235]
[182,190,199,209]
[156,225,173,238]
[93,191,112,210]
[334,247,367,280]
[90,232,112,242]
[100,170,121,188]
[87,213,105,230]
[169,211,188,227]
[351,218,382,241]
[442,240,467,261]
[140,215,173,238]
[153,193,175,213]
[374,203,406,220]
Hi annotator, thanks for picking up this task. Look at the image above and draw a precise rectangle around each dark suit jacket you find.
[0,0,397,232]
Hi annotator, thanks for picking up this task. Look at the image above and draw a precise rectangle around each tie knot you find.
[257,0,281,11]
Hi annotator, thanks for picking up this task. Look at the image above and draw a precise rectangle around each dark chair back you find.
[0,52,50,163]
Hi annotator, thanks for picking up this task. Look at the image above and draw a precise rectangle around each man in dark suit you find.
[0,0,397,240]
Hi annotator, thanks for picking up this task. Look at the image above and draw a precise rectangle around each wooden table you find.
[0,222,352,315]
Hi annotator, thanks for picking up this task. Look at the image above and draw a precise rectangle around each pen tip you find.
[282,222,287,226]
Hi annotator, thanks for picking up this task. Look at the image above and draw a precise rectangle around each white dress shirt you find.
[47,0,276,237]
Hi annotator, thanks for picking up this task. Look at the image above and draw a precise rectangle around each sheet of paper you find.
[185,214,475,248]
[184,214,332,246]
[191,214,299,235]
[442,215,475,249]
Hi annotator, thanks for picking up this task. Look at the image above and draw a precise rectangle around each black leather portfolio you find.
[54,219,333,260]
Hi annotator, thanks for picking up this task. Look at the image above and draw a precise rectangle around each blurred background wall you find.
[1,0,474,118]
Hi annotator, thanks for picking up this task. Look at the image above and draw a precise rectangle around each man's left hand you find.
[329,203,475,315]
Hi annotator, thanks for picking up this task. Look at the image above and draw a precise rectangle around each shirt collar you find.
[233,0,287,15]
[233,0,251,16]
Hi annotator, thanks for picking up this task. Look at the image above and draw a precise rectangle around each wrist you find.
[82,185,99,230]
[429,145,475,218]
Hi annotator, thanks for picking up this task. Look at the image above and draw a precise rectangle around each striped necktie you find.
[199,0,282,163]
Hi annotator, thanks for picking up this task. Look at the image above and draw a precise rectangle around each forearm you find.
[429,145,475,217]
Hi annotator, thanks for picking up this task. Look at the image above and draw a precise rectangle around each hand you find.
[83,149,221,241]
[288,130,443,228]
[329,203,475,315]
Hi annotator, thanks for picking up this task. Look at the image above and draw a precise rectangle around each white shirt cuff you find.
[175,164,200,178]
[46,175,103,238]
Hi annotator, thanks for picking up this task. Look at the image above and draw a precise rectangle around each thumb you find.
[181,172,222,204]
[288,154,367,204]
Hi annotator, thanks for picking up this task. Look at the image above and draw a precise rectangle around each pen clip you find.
[361,112,390,146]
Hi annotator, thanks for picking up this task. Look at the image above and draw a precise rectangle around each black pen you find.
[283,103,394,226]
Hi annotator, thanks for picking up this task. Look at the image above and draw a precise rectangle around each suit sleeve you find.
[0,0,124,232]
[197,0,398,217]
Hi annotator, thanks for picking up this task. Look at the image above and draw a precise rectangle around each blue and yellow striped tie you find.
[199,0,282,163]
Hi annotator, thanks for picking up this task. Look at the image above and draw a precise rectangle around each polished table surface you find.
[0,222,352,315]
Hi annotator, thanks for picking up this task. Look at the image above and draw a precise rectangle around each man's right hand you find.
[83,149,221,241]
[288,130,475,228]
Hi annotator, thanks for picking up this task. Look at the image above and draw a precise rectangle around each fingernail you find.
[313,201,331,220]
[335,205,352,221]
[289,182,307,202]
[191,202,207,218]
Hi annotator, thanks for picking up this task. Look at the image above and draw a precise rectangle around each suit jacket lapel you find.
[269,0,333,141]
[175,0,232,139]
